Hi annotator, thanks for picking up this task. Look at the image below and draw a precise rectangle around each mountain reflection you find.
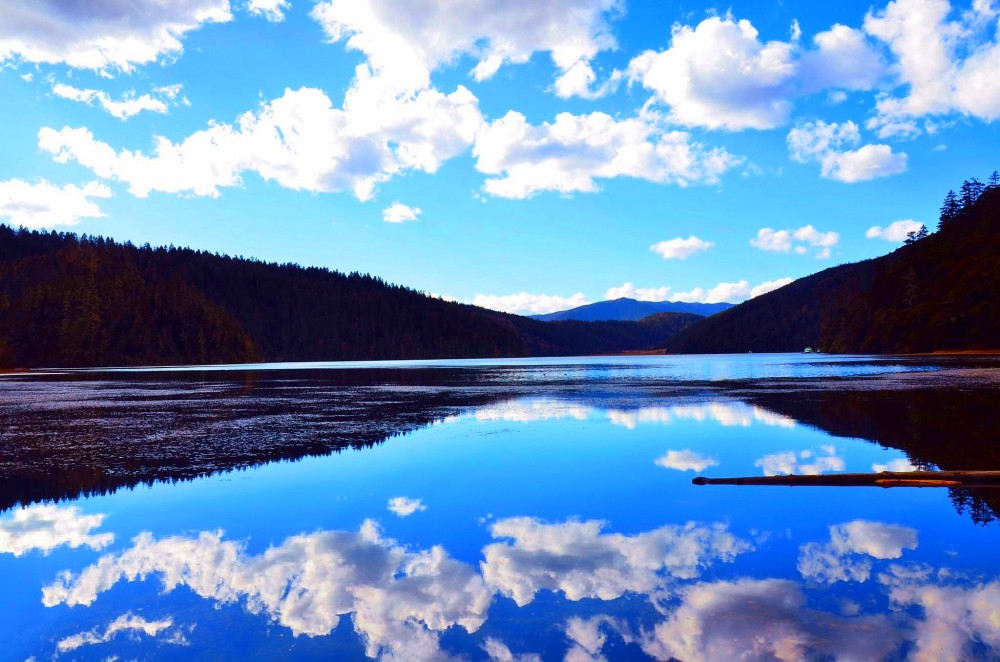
[40,515,1000,661]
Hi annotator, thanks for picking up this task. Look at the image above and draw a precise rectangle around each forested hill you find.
[667,181,1000,354]
[0,226,701,368]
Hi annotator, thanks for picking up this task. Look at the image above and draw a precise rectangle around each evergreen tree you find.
[989,170,1000,190]
[960,177,986,210]
[939,189,960,228]
[915,224,929,240]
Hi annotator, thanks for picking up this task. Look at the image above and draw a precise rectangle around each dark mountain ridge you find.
[667,185,1000,354]
[531,297,733,322]
[0,226,700,368]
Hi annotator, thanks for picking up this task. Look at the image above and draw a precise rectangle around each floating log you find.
[692,470,1000,488]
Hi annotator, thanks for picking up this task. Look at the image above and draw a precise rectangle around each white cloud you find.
[640,579,901,662]
[627,16,884,131]
[382,202,421,223]
[866,219,925,241]
[655,450,719,472]
[247,0,290,22]
[0,504,113,557]
[0,0,232,73]
[605,277,794,305]
[0,179,111,229]
[864,0,1000,135]
[787,120,908,182]
[750,277,794,297]
[387,497,426,517]
[604,282,672,302]
[471,292,589,315]
[751,225,839,258]
[57,613,177,653]
[52,83,184,120]
[750,225,840,258]
[43,521,492,661]
[673,281,751,304]
[650,236,714,260]
[754,446,845,476]
[481,518,750,606]
[39,84,482,201]
[473,111,740,199]
[310,0,622,95]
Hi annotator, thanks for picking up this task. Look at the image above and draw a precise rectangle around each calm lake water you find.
[2,354,1000,661]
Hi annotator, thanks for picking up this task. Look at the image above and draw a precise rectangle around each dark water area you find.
[2,354,1000,660]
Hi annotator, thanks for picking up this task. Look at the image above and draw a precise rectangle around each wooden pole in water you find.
[692,471,1000,488]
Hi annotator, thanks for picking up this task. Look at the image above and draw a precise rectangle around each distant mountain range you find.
[0,227,700,368]
[667,185,1000,354]
[531,298,733,322]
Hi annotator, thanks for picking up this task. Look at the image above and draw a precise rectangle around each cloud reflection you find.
[464,397,798,431]
[640,578,901,662]
[43,520,491,661]
[755,445,845,476]
[57,612,181,653]
[39,514,1000,661]
[0,504,113,557]
[798,520,919,584]
[481,518,750,606]
[655,449,719,472]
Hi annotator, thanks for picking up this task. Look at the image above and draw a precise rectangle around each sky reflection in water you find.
[2,363,1000,660]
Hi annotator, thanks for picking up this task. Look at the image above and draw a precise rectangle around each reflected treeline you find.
[747,388,1000,525]
[0,368,513,512]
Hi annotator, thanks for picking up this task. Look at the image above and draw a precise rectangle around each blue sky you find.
[1,0,999,314]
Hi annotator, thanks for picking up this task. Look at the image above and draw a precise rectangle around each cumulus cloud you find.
[247,0,290,22]
[755,445,845,476]
[751,224,840,258]
[0,504,113,557]
[0,0,231,73]
[57,613,178,653]
[481,518,750,606]
[387,497,426,517]
[310,0,622,95]
[650,236,714,260]
[640,579,901,661]
[43,521,492,660]
[52,83,185,120]
[787,120,908,182]
[603,282,672,302]
[750,277,794,297]
[473,111,740,199]
[655,450,719,472]
[471,292,589,315]
[39,84,482,201]
[864,0,1000,136]
[382,202,421,223]
[605,277,794,304]
[866,219,925,241]
[0,179,111,229]
[798,520,919,584]
[627,15,884,131]
[565,615,629,661]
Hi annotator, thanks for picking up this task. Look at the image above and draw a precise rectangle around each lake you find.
[2,353,1000,660]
